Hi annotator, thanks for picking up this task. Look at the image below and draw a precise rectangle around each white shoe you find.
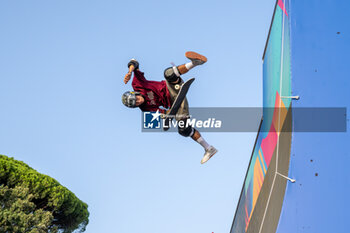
[201,146,218,164]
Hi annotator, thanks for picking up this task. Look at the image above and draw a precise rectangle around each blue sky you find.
[0,0,275,232]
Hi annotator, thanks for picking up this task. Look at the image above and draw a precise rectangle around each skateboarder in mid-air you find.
[122,51,217,164]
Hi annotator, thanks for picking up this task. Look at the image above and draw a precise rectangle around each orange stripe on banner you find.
[273,92,288,133]
[256,167,262,188]
[259,150,267,175]
[246,207,254,232]
[245,205,249,228]
[257,169,264,194]
[256,159,264,187]
[248,156,268,231]
[253,159,264,207]
[253,162,259,207]
[245,205,249,221]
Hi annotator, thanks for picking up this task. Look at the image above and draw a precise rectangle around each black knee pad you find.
[178,120,194,137]
[164,67,179,83]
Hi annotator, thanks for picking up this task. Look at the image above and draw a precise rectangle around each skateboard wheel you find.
[175,84,180,90]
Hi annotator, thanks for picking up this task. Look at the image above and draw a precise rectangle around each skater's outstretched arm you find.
[124,59,139,84]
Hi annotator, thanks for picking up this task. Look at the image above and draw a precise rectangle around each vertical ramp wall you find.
[230,1,292,233]
[231,1,350,233]
[276,0,350,233]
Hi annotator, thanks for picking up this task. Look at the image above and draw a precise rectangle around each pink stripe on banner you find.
[260,125,278,167]
[278,0,288,16]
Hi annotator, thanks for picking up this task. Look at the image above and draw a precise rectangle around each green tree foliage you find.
[0,155,89,233]
[0,185,55,233]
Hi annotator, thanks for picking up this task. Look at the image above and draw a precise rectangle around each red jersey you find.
[132,70,171,112]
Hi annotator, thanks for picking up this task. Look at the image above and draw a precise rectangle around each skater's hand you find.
[124,72,132,84]
[124,64,135,84]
